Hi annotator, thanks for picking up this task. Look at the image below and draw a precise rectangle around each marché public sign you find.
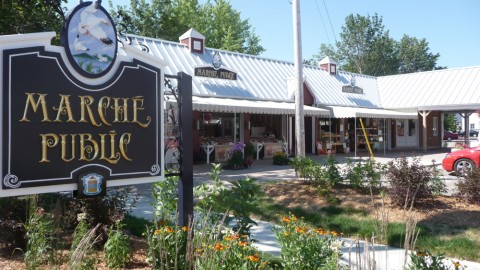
[0,1,165,197]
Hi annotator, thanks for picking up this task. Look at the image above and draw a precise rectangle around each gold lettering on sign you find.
[39,131,132,163]
[20,93,51,122]
[53,95,76,123]
[79,95,101,127]
[132,96,151,128]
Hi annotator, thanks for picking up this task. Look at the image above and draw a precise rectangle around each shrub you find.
[455,166,480,205]
[273,151,289,165]
[244,141,256,159]
[324,155,341,187]
[67,186,139,228]
[343,158,386,190]
[0,196,27,251]
[290,156,316,180]
[385,156,445,208]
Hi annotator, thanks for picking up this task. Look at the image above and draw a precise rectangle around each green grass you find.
[252,182,480,262]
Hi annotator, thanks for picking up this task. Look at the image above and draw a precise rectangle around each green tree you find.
[112,0,264,55]
[312,13,398,76]
[310,13,442,76]
[0,0,66,42]
[397,35,440,74]
[443,113,458,132]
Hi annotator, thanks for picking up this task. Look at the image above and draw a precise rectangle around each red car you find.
[442,146,480,174]
[443,131,459,141]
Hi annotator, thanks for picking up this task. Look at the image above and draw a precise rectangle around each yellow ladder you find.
[359,118,375,160]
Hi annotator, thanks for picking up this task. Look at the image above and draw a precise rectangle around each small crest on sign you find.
[81,173,103,196]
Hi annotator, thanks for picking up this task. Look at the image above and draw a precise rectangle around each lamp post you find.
[292,0,305,157]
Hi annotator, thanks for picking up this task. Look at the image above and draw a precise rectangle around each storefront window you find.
[397,120,405,136]
[433,117,438,136]
[408,119,416,136]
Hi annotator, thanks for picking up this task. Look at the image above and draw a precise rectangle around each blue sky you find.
[65,0,480,69]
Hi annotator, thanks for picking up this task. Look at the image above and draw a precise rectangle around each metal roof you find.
[124,34,382,109]
[123,34,479,113]
[377,66,480,110]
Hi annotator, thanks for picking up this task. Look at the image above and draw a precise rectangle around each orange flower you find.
[331,230,339,237]
[295,227,305,234]
[416,250,428,257]
[238,241,249,247]
[182,226,189,232]
[282,216,291,223]
[246,254,260,262]
[215,242,225,251]
[241,234,248,239]
[164,226,174,233]
[154,229,161,235]
[314,228,326,235]
[231,234,240,240]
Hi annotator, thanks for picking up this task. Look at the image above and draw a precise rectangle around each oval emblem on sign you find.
[62,0,117,78]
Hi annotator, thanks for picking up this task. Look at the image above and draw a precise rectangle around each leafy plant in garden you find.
[290,156,316,180]
[194,163,260,237]
[455,166,480,205]
[324,155,342,187]
[343,158,386,190]
[104,221,131,268]
[408,250,466,270]
[152,175,179,224]
[273,213,345,270]
[145,223,189,269]
[0,196,27,251]
[385,156,445,208]
[23,207,54,270]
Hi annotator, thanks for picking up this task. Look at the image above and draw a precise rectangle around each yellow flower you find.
[164,226,174,233]
[291,215,298,221]
[315,228,326,235]
[246,254,260,262]
[182,226,189,232]
[241,234,248,239]
[224,235,232,241]
[331,230,339,237]
[284,232,290,237]
[452,261,461,269]
[154,229,161,235]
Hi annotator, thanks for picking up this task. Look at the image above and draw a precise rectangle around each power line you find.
[314,0,332,46]
[322,0,337,44]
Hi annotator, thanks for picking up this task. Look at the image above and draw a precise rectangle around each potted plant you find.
[227,142,246,169]
[273,151,289,165]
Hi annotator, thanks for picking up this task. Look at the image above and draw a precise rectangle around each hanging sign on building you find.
[194,52,237,80]
[0,0,164,197]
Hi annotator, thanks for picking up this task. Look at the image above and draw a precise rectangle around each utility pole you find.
[292,0,305,157]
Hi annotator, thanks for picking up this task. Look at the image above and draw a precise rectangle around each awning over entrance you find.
[192,96,330,116]
[327,105,418,119]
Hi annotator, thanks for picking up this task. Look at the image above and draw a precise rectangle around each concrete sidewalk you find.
[129,148,480,269]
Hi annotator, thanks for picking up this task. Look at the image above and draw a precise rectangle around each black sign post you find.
[176,72,193,226]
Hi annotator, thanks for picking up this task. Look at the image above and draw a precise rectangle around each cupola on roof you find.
[179,28,205,54]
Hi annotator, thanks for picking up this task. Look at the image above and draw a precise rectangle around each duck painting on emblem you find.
[64,0,117,77]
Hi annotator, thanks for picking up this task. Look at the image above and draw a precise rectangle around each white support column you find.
[289,116,293,154]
